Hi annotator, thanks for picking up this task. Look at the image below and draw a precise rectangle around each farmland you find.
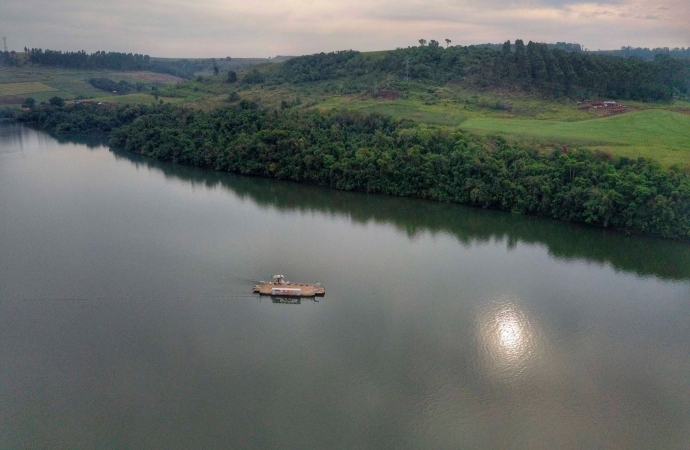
[0,66,182,104]
[0,81,57,96]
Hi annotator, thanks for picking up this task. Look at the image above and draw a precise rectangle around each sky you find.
[2,0,689,58]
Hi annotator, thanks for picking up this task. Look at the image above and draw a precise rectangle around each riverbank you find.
[17,103,690,240]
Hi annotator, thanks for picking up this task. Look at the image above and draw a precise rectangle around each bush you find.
[243,69,265,84]
[88,77,136,94]
[49,96,65,107]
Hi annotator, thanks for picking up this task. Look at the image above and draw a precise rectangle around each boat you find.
[253,275,325,297]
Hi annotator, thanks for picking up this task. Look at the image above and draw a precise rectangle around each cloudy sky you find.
[2,0,689,57]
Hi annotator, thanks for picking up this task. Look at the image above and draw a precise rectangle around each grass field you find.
[0,67,181,103]
[461,109,690,166]
[89,93,185,105]
[0,81,57,96]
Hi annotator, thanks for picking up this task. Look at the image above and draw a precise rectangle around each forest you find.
[271,41,690,101]
[18,103,690,240]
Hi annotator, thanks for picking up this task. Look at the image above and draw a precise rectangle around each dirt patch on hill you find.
[374,90,401,101]
[579,103,636,117]
[122,71,184,83]
[672,108,690,116]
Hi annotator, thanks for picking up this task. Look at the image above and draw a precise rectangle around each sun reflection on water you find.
[476,294,541,382]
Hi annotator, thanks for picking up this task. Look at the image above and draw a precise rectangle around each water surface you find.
[1,124,689,449]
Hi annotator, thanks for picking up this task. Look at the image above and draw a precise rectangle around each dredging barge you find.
[253,275,325,297]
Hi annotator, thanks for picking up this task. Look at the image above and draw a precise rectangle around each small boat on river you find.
[253,275,325,297]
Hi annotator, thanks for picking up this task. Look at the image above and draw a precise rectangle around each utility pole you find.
[404,57,410,82]
[2,37,8,53]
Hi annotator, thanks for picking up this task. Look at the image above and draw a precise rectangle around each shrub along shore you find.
[17,103,690,240]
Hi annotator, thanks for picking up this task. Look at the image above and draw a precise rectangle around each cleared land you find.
[0,81,57,96]
[461,109,690,166]
[89,93,184,105]
[0,67,180,103]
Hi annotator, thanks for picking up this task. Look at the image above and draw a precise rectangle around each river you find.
[1,124,689,449]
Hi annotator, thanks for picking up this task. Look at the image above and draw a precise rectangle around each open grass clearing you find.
[90,94,184,105]
[461,109,690,167]
[314,96,469,126]
[0,81,57,96]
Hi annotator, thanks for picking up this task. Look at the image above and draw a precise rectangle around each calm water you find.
[1,124,689,449]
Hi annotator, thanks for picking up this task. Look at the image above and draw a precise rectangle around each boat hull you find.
[253,283,325,297]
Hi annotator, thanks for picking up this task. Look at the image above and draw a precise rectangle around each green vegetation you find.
[19,102,164,134]
[88,93,183,105]
[0,81,57,96]
[88,77,142,94]
[48,96,65,107]
[461,110,690,166]
[595,46,690,61]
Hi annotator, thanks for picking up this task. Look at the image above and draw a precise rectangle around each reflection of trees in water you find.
[53,133,109,149]
[111,148,690,281]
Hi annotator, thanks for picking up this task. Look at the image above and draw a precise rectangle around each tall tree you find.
[514,39,527,78]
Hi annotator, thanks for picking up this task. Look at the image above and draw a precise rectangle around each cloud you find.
[1,0,688,57]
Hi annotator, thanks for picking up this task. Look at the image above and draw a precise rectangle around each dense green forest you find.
[270,41,690,101]
[18,103,162,134]
[18,103,690,240]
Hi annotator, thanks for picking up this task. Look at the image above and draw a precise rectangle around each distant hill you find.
[12,49,271,79]
[259,40,689,102]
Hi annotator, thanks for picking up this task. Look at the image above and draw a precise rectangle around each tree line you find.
[26,48,151,70]
[18,103,690,240]
[596,46,690,61]
[0,50,20,66]
[23,48,222,79]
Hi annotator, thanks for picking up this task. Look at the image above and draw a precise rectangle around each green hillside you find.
[3,42,690,167]
[461,110,690,166]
